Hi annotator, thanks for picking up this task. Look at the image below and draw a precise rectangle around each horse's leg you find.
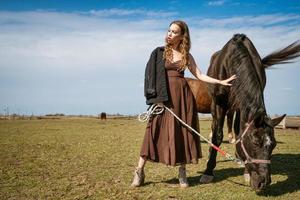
[233,110,240,137]
[200,98,226,183]
[227,110,235,143]
[244,167,250,183]
[233,110,240,161]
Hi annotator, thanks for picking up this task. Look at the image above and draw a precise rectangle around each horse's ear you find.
[270,114,286,127]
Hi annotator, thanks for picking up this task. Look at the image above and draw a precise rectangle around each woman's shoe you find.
[131,167,145,187]
[178,166,189,188]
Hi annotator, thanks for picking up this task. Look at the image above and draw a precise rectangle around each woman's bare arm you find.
[188,54,236,86]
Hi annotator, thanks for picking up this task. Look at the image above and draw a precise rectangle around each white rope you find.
[138,103,244,166]
[138,104,164,122]
[163,106,212,144]
[138,104,214,144]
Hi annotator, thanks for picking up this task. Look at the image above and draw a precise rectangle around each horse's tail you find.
[262,40,300,68]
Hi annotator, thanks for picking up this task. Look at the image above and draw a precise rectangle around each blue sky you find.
[0,0,299,115]
[1,0,300,16]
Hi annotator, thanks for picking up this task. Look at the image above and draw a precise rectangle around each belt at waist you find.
[167,70,184,77]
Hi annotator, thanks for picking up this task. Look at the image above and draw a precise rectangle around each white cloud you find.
[282,87,293,91]
[0,10,299,115]
[88,8,177,18]
[0,11,170,71]
[192,14,300,28]
[208,1,226,6]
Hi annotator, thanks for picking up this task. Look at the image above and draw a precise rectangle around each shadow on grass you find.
[200,140,232,144]
[257,153,300,196]
[161,166,245,188]
[200,140,284,144]
[162,153,299,194]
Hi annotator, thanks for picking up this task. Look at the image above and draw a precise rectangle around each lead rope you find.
[138,104,164,122]
[138,104,245,167]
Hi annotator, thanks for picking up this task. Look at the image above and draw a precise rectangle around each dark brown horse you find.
[189,34,299,192]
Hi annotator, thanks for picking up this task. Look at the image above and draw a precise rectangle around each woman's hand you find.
[219,75,237,86]
[156,102,164,107]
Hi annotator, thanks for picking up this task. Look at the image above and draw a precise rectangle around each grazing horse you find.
[197,34,300,192]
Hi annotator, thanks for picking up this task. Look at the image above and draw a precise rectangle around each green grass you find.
[0,118,299,200]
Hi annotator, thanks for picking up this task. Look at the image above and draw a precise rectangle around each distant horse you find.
[196,34,300,192]
[100,112,107,120]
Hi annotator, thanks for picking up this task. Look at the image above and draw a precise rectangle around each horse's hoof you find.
[199,175,214,184]
[237,160,245,168]
[244,173,250,183]
[228,133,236,144]
[229,138,236,144]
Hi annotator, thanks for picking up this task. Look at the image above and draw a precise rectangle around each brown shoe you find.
[131,167,145,187]
[178,166,189,188]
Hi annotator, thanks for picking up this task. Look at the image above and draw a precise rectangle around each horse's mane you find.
[241,36,266,89]
[222,34,266,121]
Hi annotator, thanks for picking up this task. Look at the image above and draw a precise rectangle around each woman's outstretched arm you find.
[188,54,236,86]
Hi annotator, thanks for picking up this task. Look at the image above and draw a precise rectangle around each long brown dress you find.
[140,60,202,166]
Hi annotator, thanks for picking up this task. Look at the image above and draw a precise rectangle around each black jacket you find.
[144,46,169,105]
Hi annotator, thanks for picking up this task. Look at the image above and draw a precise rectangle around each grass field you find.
[0,117,299,200]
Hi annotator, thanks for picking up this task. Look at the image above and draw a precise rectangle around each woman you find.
[132,20,236,188]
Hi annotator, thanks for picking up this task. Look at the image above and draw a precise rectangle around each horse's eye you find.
[252,131,263,147]
[253,138,263,147]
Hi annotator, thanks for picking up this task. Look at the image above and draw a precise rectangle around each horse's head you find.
[236,112,285,192]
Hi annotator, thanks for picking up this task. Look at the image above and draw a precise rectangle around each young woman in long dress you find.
[131,20,236,188]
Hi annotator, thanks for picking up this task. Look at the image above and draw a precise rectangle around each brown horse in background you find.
[186,77,235,143]
[100,112,107,120]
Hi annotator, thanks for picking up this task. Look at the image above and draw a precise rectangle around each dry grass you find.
[0,118,299,199]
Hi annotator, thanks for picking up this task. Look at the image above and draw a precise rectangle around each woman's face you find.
[166,23,183,46]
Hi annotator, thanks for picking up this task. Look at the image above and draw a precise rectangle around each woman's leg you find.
[137,156,147,169]
[131,157,147,187]
[179,164,189,187]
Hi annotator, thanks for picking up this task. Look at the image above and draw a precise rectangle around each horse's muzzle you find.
[251,173,271,192]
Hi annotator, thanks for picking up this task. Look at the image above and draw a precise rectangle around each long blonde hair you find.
[163,20,191,71]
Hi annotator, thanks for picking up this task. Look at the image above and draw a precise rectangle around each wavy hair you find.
[163,20,191,71]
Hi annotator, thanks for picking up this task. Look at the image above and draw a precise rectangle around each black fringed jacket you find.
[144,46,169,105]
